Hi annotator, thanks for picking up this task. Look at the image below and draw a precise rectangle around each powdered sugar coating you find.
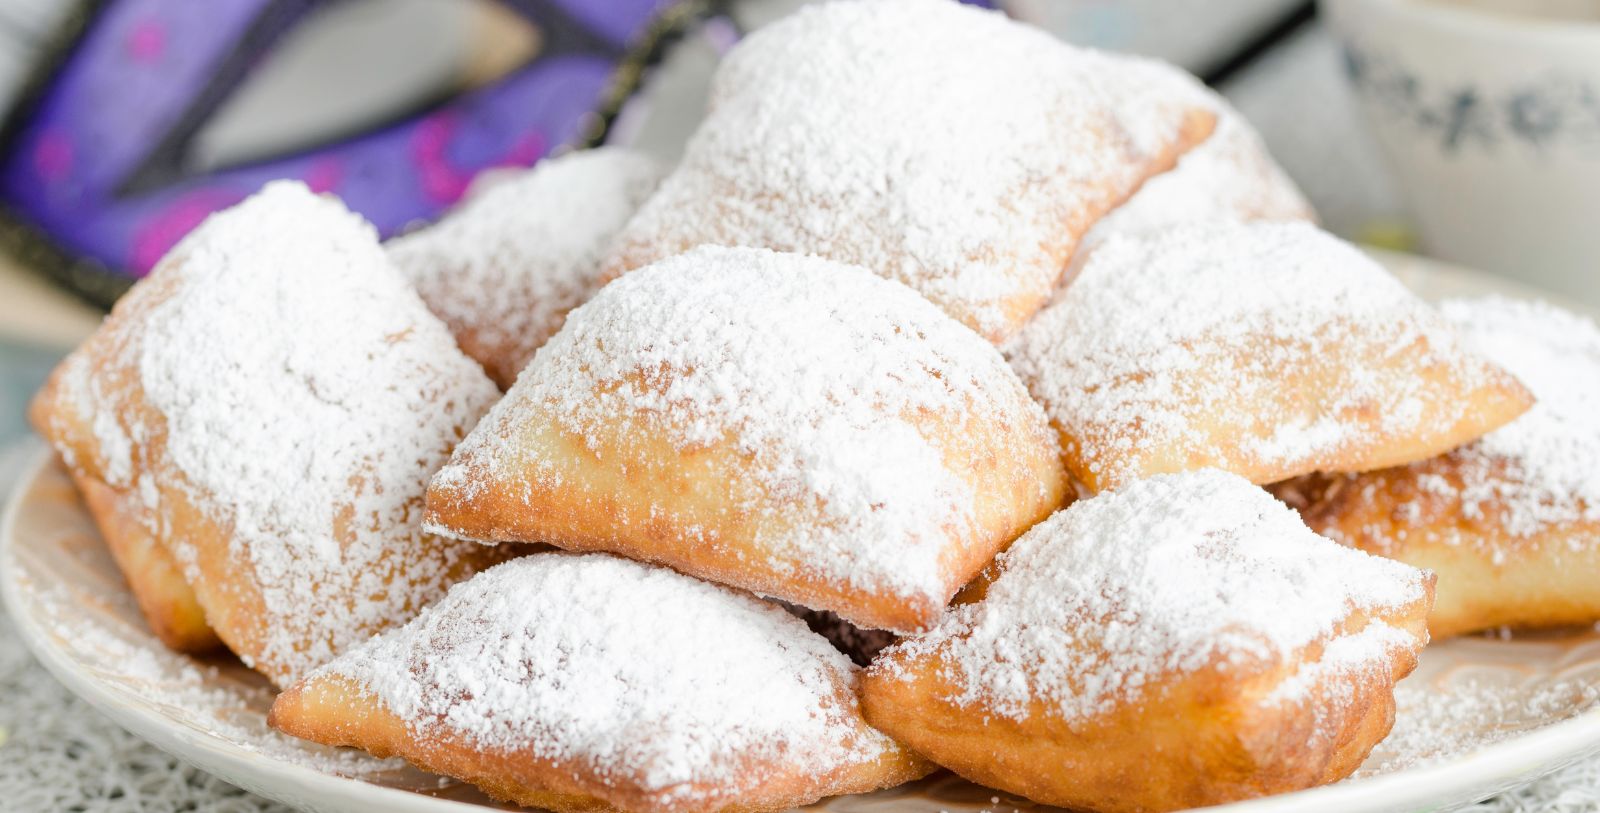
[1077,103,1312,253]
[388,148,663,386]
[607,0,1211,340]
[430,245,1058,613]
[317,553,898,804]
[55,181,502,685]
[1008,221,1489,487]
[1265,621,1416,706]
[880,469,1428,723]
[48,352,131,483]
[1419,297,1599,539]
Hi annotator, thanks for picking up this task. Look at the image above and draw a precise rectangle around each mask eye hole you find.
[193,0,541,175]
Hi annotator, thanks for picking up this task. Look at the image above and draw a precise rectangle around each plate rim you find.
[0,445,497,813]
[5,252,1600,813]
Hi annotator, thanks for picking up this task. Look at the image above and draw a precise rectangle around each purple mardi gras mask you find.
[0,0,697,306]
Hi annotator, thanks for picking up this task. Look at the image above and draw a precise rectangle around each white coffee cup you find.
[1322,0,1600,305]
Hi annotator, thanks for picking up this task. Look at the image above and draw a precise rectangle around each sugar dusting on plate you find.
[1361,663,1600,778]
[28,582,408,779]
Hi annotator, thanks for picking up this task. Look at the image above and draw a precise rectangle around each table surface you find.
[0,1,1593,810]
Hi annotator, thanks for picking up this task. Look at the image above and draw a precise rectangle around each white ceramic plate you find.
[5,253,1600,813]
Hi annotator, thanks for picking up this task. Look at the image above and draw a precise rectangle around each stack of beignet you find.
[29,1,1583,812]
[423,244,1067,634]
[1275,297,1600,639]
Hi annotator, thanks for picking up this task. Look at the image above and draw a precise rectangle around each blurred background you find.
[0,0,1595,452]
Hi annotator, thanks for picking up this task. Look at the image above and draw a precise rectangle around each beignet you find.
[388,148,663,387]
[28,181,505,686]
[1277,297,1600,638]
[603,0,1216,341]
[861,469,1434,813]
[270,553,933,813]
[1006,221,1533,493]
[424,245,1068,633]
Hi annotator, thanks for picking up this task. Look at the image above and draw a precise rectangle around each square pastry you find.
[1007,221,1533,492]
[1279,297,1600,637]
[424,245,1068,633]
[604,0,1216,341]
[271,553,933,813]
[862,469,1434,813]
[29,181,505,685]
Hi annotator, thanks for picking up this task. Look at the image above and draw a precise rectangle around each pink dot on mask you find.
[33,131,73,181]
[499,131,548,169]
[304,159,343,194]
[131,193,240,275]
[127,20,166,62]
[414,114,471,204]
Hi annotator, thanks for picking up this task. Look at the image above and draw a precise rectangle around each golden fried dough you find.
[388,148,663,388]
[602,0,1216,342]
[29,181,506,686]
[862,469,1434,813]
[31,349,219,653]
[271,554,933,813]
[1007,221,1532,493]
[69,470,218,652]
[1276,297,1600,638]
[425,246,1068,633]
